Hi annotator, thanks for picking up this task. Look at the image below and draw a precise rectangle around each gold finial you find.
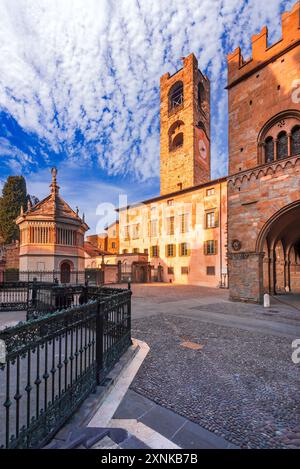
[50,167,59,196]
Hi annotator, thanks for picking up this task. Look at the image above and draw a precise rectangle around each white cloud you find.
[0,0,295,181]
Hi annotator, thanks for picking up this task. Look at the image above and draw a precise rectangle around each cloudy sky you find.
[0,0,295,232]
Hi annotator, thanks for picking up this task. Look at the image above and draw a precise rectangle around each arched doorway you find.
[60,261,71,284]
[257,200,300,303]
[132,263,148,283]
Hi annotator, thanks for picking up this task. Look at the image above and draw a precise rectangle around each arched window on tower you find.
[277,131,288,160]
[169,120,184,152]
[291,125,300,156]
[198,82,205,112]
[264,136,274,163]
[172,133,183,150]
[169,81,183,111]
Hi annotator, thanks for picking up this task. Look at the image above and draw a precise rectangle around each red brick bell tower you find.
[159,53,211,195]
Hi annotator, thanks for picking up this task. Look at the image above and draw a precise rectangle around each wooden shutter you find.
[214,209,219,228]
[214,240,218,255]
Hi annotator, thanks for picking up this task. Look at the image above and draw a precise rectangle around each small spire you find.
[20,205,24,215]
[82,212,85,223]
[50,167,59,196]
[27,198,32,211]
[76,206,79,216]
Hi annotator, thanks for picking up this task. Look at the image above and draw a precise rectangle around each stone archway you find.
[256,200,300,298]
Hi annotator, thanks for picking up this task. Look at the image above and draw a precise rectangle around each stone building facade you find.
[227,2,300,302]
[16,168,89,281]
[118,54,228,287]
[86,221,119,254]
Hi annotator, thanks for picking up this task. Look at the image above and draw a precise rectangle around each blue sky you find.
[0,0,295,232]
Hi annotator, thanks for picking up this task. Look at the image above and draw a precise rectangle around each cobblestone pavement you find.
[129,284,300,449]
[190,301,300,326]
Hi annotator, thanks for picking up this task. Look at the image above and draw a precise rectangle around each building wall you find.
[227,2,300,302]
[86,234,108,252]
[106,222,119,254]
[119,181,227,287]
[160,53,211,195]
[85,253,148,269]
[86,222,119,254]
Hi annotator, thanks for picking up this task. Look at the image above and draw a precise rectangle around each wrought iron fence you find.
[0,285,132,449]
[1,270,104,286]
[0,282,56,314]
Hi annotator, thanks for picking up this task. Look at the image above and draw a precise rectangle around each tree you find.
[0,176,27,244]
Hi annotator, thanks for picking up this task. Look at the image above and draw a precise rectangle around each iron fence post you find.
[96,300,104,385]
[26,281,30,320]
[127,289,132,345]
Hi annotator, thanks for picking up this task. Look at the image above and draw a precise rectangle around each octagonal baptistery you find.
[16,168,89,278]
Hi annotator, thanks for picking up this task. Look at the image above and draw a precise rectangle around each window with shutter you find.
[166,244,175,257]
[151,246,159,257]
[180,242,189,256]
[167,217,175,235]
[204,240,217,255]
[205,210,217,229]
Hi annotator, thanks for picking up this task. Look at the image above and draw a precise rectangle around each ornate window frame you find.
[257,110,300,165]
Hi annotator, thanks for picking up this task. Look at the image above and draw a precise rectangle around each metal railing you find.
[1,270,104,286]
[0,285,132,449]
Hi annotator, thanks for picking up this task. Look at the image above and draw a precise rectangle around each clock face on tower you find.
[195,127,209,168]
[198,139,207,161]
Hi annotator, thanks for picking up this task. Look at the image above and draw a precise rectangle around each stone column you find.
[259,142,265,164]
[287,259,291,292]
[288,132,292,157]
[270,252,276,295]
[283,255,287,290]
[274,139,278,160]
[267,256,272,294]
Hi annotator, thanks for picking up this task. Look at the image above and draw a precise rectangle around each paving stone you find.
[120,435,150,450]
[172,420,237,449]
[113,388,155,420]
[139,400,187,440]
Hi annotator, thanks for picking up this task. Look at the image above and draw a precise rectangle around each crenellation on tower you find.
[227,1,300,88]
